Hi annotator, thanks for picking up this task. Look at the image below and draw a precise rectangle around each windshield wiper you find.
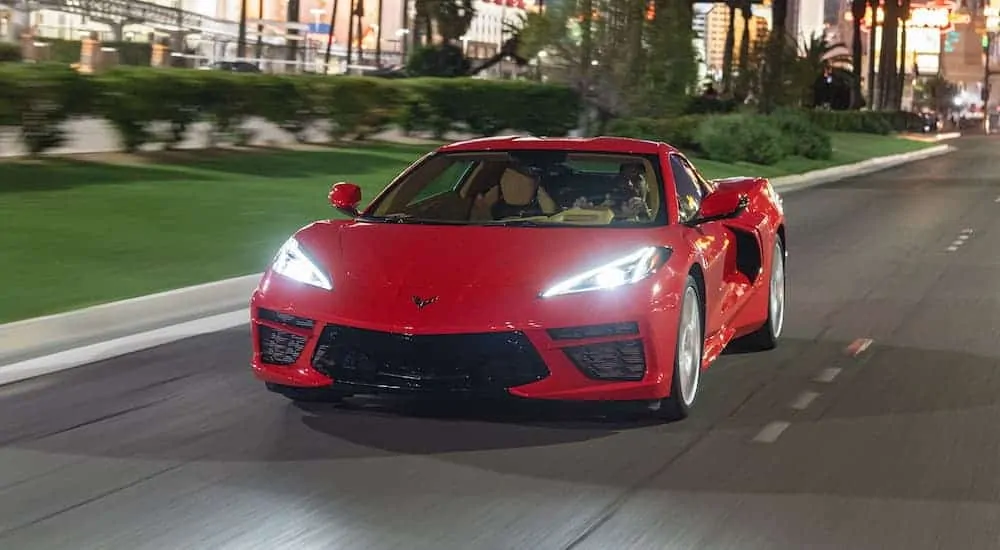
[482,219,553,227]
[366,213,415,223]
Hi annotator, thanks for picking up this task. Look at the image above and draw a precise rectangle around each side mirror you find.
[691,192,748,225]
[329,182,362,217]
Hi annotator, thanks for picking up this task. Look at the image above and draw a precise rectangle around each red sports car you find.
[250,136,786,420]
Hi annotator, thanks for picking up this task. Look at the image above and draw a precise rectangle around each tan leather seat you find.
[471,168,559,220]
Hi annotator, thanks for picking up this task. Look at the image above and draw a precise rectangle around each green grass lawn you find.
[0,132,938,323]
[692,132,937,180]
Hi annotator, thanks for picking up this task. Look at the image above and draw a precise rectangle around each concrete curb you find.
[0,142,958,385]
[769,143,954,193]
[0,274,261,366]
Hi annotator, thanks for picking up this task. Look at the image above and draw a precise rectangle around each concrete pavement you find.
[0,136,998,548]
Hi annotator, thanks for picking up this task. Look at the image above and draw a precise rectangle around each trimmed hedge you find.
[0,63,583,154]
[608,110,833,165]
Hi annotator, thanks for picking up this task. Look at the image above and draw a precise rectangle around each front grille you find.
[548,322,639,341]
[564,339,646,381]
[258,325,308,365]
[311,325,550,393]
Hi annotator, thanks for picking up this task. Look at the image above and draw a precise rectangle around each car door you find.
[668,153,734,340]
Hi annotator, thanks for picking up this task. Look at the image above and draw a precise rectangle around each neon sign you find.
[846,6,958,32]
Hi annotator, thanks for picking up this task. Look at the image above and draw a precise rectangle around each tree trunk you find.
[877,0,898,110]
[722,1,736,93]
[851,0,865,108]
[760,0,787,112]
[866,0,879,108]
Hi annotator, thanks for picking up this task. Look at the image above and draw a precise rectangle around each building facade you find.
[703,2,769,79]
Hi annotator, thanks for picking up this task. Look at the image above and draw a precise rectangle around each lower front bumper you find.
[251,308,681,403]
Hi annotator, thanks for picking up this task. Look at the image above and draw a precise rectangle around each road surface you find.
[2,137,999,549]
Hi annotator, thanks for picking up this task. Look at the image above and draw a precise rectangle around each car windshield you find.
[364,150,667,227]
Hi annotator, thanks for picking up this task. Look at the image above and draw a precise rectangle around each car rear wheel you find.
[265,382,349,403]
[739,236,785,351]
[652,275,703,421]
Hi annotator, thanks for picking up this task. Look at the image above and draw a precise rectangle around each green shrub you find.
[605,115,707,151]
[806,110,894,134]
[0,43,22,63]
[770,109,833,160]
[2,64,582,154]
[697,114,787,165]
[0,63,93,155]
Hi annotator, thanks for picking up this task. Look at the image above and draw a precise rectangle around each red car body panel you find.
[250,136,785,403]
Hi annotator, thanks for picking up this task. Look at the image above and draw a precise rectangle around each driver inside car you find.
[572,161,651,220]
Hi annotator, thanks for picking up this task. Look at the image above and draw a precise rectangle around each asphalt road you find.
[2,137,1000,549]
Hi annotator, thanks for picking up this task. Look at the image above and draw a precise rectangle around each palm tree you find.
[795,33,854,107]
[760,0,788,112]
[850,0,866,107]
[736,0,752,98]
[722,0,737,93]
[877,0,899,109]
[866,0,879,107]
[895,0,911,109]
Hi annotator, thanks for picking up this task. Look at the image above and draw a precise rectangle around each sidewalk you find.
[0,117,490,158]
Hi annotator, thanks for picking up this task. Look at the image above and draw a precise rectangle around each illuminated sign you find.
[846,6,958,32]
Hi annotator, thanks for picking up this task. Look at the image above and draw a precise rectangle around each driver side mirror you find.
[329,182,362,217]
[691,192,748,225]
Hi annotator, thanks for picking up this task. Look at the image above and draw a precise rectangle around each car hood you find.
[285,220,666,329]
[298,220,663,292]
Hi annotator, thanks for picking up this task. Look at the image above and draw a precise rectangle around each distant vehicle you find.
[199,61,261,73]
[249,136,787,420]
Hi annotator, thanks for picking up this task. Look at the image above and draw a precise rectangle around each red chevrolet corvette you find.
[250,136,786,419]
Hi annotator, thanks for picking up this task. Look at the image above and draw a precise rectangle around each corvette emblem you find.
[412,295,438,309]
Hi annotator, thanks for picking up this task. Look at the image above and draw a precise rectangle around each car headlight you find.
[271,237,333,290]
[541,246,670,298]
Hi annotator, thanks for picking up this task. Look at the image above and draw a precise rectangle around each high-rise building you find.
[787,0,826,44]
[704,2,769,79]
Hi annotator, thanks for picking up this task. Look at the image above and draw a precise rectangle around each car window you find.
[407,160,476,205]
[367,150,667,227]
[670,155,703,223]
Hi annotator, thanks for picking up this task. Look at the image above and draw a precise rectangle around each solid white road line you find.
[814,367,842,383]
[789,391,820,411]
[0,310,249,388]
[753,421,791,443]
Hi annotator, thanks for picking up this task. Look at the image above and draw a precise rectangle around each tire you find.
[652,274,704,421]
[739,236,785,351]
[265,382,349,403]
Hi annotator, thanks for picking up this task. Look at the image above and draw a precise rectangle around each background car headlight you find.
[271,237,332,290]
[541,246,671,298]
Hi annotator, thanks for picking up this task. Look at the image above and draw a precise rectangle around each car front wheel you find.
[651,274,703,421]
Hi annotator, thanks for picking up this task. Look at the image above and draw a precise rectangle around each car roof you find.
[436,135,678,156]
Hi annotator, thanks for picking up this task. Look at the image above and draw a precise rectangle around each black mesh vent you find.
[258,325,308,365]
[548,322,639,341]
[258,308,315,330]
[563,339,646,381]
[311,325,550,393]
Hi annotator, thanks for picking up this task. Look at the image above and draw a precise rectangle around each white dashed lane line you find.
[814,367,842,383]
[946,228,974,252]
[789,391,820,411]
[752,421,791,443]
[749,338,874,443]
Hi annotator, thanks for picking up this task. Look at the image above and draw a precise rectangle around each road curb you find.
[0,142,957,386]
[770,143,954,193]
[0,274,261,367]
